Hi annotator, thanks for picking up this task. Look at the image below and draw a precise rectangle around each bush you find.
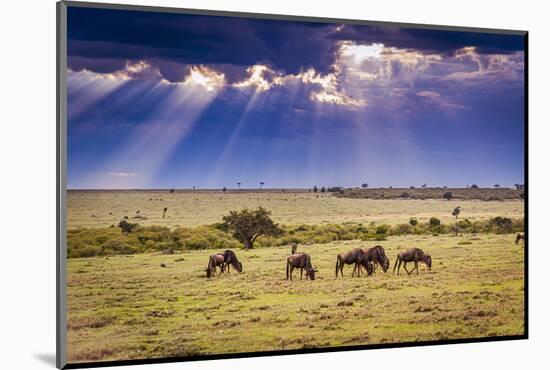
[118,220,139,233]
[456,218,473,232]
[102,239,138,255]
[400,192,410,198]
[443,192,453,200]
[375,224,391,234]
[185,237,210,250]
[490,216,513,234]
[409,218,418,226]
[429,217,441,227]
[75,245,102,258]
[391,223,413,235]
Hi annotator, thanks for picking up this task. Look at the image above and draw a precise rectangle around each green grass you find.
[66,233,525,363]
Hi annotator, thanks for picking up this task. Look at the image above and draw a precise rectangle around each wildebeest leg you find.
[300,268,304,280]
[290,266,294,281]
[397,259,402,275]
[403,262,411,275]
[393,257,400,274]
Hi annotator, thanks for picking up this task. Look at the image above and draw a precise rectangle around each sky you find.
[66,6,526,189]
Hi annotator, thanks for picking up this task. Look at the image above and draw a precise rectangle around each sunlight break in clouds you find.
[340,42,384,62]
[232,63,367,108]
[183,65,226,91]
[232,65,281,92]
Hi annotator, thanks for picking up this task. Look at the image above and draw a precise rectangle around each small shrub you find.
[375,224,391,235]
[443,192,453,201]
[391,223,413,235]
[102,239,138,255]
[491,216,513,234]
[78,245,102,258]
[185,237,210,250]
[117,220,139,233]
[409,218,418,226]
[429,217,441,227]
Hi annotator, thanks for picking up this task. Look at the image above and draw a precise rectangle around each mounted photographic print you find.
[56,1,527,368]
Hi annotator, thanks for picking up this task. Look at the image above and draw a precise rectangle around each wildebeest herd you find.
[205,242,432,280]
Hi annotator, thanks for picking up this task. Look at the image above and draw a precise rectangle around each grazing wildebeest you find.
[287,253,316,281]
[291,242,298,255]
[356,257,374,277]
[515,233,525,245]
[222,249,243,273]
[205,254,225,278]
[393,248,432,275]
[335,248,366,278]
[362,245,390,273]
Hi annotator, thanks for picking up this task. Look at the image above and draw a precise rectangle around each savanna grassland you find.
[66,190,525,363]
[68,189,524,228]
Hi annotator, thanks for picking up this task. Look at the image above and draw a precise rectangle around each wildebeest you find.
[393,248,432,275]
[221,249,243,273]
[515,233,525,245]
[335,248,366,278]
[205,254,225,278]
[287,253,316,281]
[291,242,298,255]
[362,245,390,273]
[356,257,374,276]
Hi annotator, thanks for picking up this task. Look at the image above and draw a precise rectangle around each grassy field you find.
[67,233,524,363]
[68,190,524,228]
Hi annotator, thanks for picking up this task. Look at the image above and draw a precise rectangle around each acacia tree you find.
[221,207,283,249]
[451,206,462,236]
[452,206,461,219]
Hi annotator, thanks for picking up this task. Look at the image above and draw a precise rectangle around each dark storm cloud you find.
[67,6,524,82]
[327,25,524,55]
[67,7,336,76]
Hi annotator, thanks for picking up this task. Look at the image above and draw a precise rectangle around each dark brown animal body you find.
[363,245,390,272]
[393,248,432,275]
[222,249,243,273]
[335,248,366,277]
[205,254,225,278]
[286,253,316,281]
[515,233,525,245]
[357,257,374,276]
